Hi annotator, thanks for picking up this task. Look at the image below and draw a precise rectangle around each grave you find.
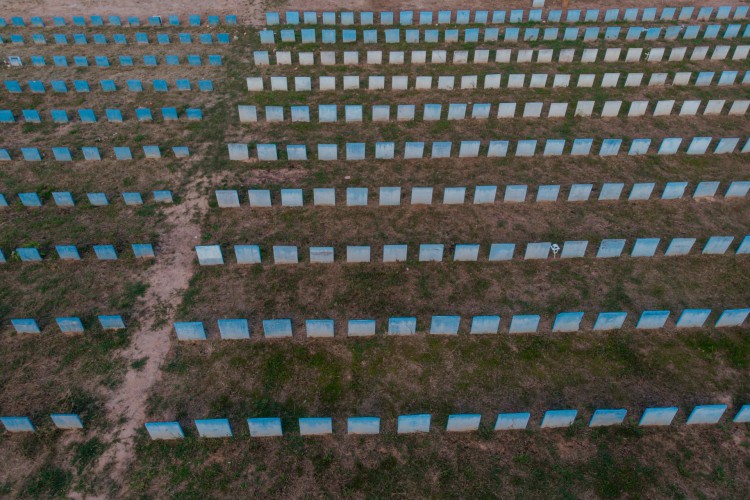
[494,413,530,430]
[639,407,678,426]
[347,417,380,434]
[446,414,481,432]
[397,414,431,433]
[248,418,283,437]
[388,317,417,335]
[196,419,233,437]
[50,414,84,429]
[299,417,333,435]
[589,409,627,427]
[263,319,293,338]
[347,319,376,337]
[145,422,184,439]
[541,410,577,428]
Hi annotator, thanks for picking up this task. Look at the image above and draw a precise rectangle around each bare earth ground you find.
[0,0,749,497]
[92,182,207,493]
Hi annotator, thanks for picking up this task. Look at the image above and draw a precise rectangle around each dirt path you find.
[88,183,207,494]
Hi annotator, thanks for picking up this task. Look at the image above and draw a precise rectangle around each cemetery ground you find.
[0,1,749,497]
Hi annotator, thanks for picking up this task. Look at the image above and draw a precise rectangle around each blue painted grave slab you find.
[509,315,540,334]
[19,192,42,207]
[388,317,417,336]
[174,321,206,340]
[0,110,14,123]
[733,405,750,423]
[51,147,72,161]
[488,243,515,261]
[469,316,500,335]
[495,413,530,430]
[593,312,628,331]
[664,238,695,256]
[541,410,578,428]
[196,419,232,437]
[5,80,22,93]
[299,417,333,435]
[135,33,148,44]
[132,244,155,258]
[216,190,240,208]
[21,148,42,161]
[113,34,127,44]
[17,248,42,261]
[454,243,478,261]
[715,308,750,327]
[153,80,168,92]
[127,16,140,26]
[306,319,334,338]
[22,110,41,123]
[247,417,282,437]
[106,109,123,123]
[53,192,74,206]
[1,417,34,433]
[143,55,157,66]
[114,147,133,160]
[166,55,180,66]
[98,315,125,330]
[143,146,161,159]
[122,192,143,205]
[524,242,550,260]
[50,414,83,429]
[74,55,89,67]
[419,244,443,262]
[263,319,293,338]
[347,319,376,337]
[662,182,688,200]
[29,80,46,93]
[199,80,213,91]
[568,184,594,201]
[248,190,272,207]
[82,147,101,160]
[686,405,726,425]
[161,108,178,121]
[446,414,481,432]
[631,238,660,257]
[640,407,678,426]
[561,240,588,259]
[347,417,379,434]
[87,192,108,206]
[195,245,223,265]
[599,182,625,201]
[56,245,80,260]
[346,143,366,161]
[703,236,734,254]
[208,55,222,66]
[473,186,496,204]
[11,319,41,334]
[94,245,117,260]
[599,139,622,156]
[145,422,184,439]
[179,33,192,44]
[675,309,711,328]
[637,310,670,329]
[78,109,96,123]
[56,317,84,333]
[383,244,407,262]
[218,319,250,339]
[100,80,116,92]
[552,312,584,332]
[51,79,68,92]
[589,409,627,427]
[429,316,460,335]
[31,56,46,66]
[398,414,430,434]
[53,17,66,26]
